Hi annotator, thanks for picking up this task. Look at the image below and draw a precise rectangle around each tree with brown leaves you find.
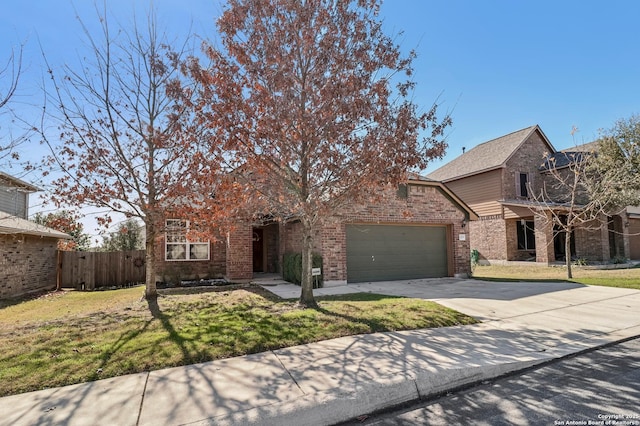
[33,210,91,251]
[183,0,451,307]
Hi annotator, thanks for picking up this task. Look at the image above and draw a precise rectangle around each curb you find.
[193,358,551,426]
[192,331,640,426]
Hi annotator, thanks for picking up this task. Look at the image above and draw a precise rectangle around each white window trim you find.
[165,219,210,261]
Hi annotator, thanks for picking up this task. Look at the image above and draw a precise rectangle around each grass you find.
[473,264,640,289]
[0,286,476,397]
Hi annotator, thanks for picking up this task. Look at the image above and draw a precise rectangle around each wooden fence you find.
[58,250,146,290]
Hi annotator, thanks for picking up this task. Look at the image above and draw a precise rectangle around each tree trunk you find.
[145,220,158,300]
[299,219,317,308]
[565,227,573,279]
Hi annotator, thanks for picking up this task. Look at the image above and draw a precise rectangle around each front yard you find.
[0,285,476,397]
[473,264,640,289]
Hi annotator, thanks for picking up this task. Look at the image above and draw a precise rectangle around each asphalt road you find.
[340,338,640,426]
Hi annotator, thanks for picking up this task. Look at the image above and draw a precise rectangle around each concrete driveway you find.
[262,277,640,331]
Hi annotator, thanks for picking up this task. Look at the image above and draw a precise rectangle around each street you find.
[341,338,640,426]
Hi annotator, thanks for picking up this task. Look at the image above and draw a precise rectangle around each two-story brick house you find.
[0,171,71,299]
[427,125,636,264]
[155,176,478,285]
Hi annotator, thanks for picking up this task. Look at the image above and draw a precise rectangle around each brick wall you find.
[154,231,226,284]
[469,217,507,261]
[0,234,59,299]
[540,167,591,205]
[225,222,253,281]
[503,130,551,200]
[573,217,610,261]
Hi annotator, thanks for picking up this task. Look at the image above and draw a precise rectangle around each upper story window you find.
[165,219,210,261]
[516,172,531,198]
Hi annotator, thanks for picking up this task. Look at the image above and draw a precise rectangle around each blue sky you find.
[2,0,640,237]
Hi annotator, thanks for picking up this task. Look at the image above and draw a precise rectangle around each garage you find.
[346,224,449,283]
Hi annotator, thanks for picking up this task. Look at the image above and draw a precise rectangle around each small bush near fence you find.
[283,252,323,288]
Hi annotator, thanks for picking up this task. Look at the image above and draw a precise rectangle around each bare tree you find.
[38,6,214,299]
[530,128,626,278]
[0,43,28,165]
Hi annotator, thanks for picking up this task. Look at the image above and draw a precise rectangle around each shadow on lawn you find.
[146,297,201,364]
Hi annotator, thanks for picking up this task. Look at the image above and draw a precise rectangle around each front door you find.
[252,228,264,272]
[553,224,576,261]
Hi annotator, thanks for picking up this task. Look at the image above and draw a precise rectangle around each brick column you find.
[534,211,554,264]
[225,222,253,281]
[453,222,471,277]
[320,222,347,287]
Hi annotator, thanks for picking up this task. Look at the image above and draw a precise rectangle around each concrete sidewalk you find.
[2,279,640,426]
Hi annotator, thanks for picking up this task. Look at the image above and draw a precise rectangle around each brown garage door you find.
[346,224,448,283]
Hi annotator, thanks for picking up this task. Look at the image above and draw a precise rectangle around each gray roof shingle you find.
[0,212,72,239]
[427,125,551,182]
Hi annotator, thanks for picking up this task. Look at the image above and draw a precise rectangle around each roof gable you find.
[407,175,478,220]
[427,125,556,182]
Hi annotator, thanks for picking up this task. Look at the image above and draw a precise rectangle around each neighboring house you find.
[155,176,478,285]
[427,125,638,264]
[0,172,71,299]
[0,171,36,218]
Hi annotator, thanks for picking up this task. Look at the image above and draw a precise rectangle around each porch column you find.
[622,213,631,260]
[534,211,554,264]
[225,222,253,281]
[600,213,611,261]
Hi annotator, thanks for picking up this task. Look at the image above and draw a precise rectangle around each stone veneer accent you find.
[0,234,59,299]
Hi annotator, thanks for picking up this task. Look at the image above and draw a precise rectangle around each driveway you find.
[261,278,640,331]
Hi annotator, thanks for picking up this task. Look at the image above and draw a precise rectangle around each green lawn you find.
[0,286,476,397]
[473,264,640,289]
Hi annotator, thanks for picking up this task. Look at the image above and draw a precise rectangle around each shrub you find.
[573,257,589,266]
[611,255,628,264]
[470,249,480,274]
[283,252,323,287]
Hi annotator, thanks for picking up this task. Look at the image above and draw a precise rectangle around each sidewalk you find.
[2,279,639,426]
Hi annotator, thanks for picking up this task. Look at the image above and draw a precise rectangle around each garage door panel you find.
[346,225,448,283]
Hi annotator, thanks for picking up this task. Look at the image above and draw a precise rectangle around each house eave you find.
[0,213,72,239]
[0,171,41,192]
[439,165,505,183]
